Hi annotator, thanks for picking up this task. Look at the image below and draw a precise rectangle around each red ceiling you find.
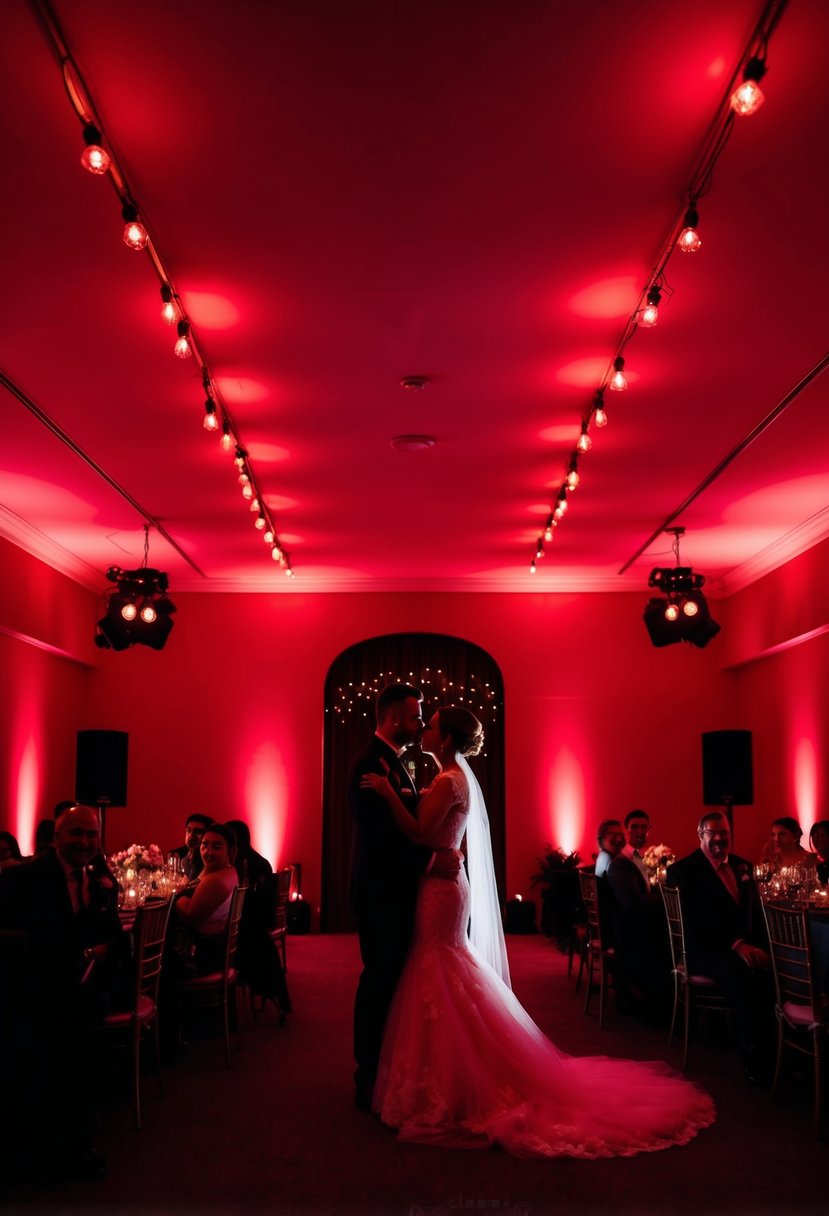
[1,0,827,596]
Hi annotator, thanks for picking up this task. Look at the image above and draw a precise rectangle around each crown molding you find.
[718,507,829,597]
[0,505,102,590]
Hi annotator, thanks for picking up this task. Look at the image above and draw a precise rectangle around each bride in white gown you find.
[360,706,715,1158]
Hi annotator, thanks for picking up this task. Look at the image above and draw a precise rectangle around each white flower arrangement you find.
[642,843,675,873]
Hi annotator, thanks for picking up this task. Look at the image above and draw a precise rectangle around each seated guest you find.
[594,819,625,878]
[34,818,56,855]
[666,810,773,1084]
[809,819,829,884]
[226,819,291,1018]
[761,816,815,871]
[170,812,215,880]
[0,805,126,1177]
[0,830,25,868]
[606,810,669,1016]
[173,822,238,974]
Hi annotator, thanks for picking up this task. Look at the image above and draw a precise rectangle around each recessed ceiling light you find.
[390,434,436,453]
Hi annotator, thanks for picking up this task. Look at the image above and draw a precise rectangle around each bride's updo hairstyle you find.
[437,706,484,757]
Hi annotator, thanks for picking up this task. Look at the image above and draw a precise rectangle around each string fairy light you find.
[528,0,789,573]
[32,0,294,576]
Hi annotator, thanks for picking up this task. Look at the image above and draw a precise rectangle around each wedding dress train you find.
[373,769,715,1158]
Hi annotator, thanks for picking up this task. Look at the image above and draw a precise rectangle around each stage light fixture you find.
[642,528,720,649]
[95,528,176,651]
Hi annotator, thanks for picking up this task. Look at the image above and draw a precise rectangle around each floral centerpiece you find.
[531,844,582,941]
[642,843,675,883]
[110,842,165,872]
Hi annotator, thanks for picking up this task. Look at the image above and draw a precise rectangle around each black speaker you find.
[75,730,128,807]
[702,730,753,807]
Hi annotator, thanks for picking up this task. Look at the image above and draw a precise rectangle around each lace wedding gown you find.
[373,769,715,1158]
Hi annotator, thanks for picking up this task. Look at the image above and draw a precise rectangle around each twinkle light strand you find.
[33,0,294,576]
[528,0,789,573]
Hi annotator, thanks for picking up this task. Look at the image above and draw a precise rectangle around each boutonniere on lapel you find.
[734,863,751,883]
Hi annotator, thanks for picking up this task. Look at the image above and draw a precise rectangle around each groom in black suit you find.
[665,809,773,1082]
[348,682,458,1112]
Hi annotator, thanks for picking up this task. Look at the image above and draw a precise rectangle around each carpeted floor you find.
[4,933,822,1216]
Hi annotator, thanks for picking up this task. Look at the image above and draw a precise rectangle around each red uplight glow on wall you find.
[793,735,818,833]
[547,745,586,856]
[244,739,287,868]
[14,732,39,856]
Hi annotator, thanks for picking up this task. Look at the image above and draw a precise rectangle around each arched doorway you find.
[321,633,505,931]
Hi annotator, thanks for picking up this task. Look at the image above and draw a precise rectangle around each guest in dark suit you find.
[348,682,459,1111]
[0,805,125,1177]
[607,810,669,1015]
[169,812,215,879]
[665,810,773,1082]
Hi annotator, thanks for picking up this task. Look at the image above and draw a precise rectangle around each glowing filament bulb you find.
[544,523,554,542]
[271,545,283,562]
[249,497,260,513]
[284,568,294,578]
[678,205,701,253]
[174,320,191,358]
[121,602,137,621]
[566,469,579,490]
[140,603,157,624]
[220,422,233,453]
[610,356,627,392]
[123,220,148,251]
[234,449,246,470]
[255,514,266,531]
[242,483,254,500]
[160,284,178,325]
[594,406,608,428]
[203,399,219,431]
[664,603,679,622]
[535,538,545,559]
[641,284,661,328]
[731,60,766,116]
[530,558,537,574]
[238,472,250,486]
[264,528,275,544]
[81,145,110,174]
[577,427,592,454]
[554,497,568,519]
[683,599,699,618]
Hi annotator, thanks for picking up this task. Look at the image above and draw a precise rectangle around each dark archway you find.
[321,633,505,931]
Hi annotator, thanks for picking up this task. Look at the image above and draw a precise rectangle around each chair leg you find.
[152,1015,165,1098]
[598,958,606,1030]
[132,1020,142,1130]
[681,990,690,1071]
[812,1035,821,1138]
[667,978,678,1048]
[583,949,593,1015]
[222,989,232,1068]
[770,1021,784,1101]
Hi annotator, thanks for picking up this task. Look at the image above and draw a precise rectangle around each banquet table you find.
[809,906,829,995]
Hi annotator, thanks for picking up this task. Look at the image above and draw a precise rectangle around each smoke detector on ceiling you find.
[390,434,436,453]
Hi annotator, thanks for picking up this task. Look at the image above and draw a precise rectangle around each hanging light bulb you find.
[664,603,680,622]
[640,285,661,328]
[80,124,110,175]
[730,56,766,116]
[264,527,275,544]
[530,557,537,574]
[544,519,554,543]
[234,447,246,470]
[284,567,294,578]
[683,598,700,618]
[121,202,148,251]
[271,544,283,562]
[160,283,178,326]
[554,493,568,520]
[120,601,138,621]
[242,482,254,501]
[238,471,250,487]
[140,603,157,624]
[678,204,702,253]
[174,320,192,358]
[255,513,266,531]
[609,355,628,392]
[577,421,592,453]
[593,392,608,429]
[249,497,260,513]
[566,468,579,491]
[203,398,219,432]
[535,538,545,560]
[220,420,234,453]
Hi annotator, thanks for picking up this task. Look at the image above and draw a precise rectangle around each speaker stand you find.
[96,800,111,852]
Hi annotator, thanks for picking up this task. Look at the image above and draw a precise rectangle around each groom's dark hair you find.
[375,682,422,725]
